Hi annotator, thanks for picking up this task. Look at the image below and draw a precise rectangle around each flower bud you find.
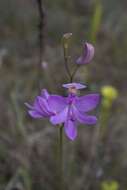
[62,33,72,57]
[76,42,94,65]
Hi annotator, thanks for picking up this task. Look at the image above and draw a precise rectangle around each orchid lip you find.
[62,83,87,90]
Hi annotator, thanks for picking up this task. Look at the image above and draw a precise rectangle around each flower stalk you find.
[70,65,80,82]
[58,125,64,190]
[62,33,72,81]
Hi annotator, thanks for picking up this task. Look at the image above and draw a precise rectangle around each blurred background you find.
[0,0,127,189]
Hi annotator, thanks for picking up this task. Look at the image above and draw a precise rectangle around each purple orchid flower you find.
[26,83,100,141]
[50,83,100,141]
[76,42,94,65]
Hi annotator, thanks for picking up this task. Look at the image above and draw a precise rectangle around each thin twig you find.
[36,0,45,87]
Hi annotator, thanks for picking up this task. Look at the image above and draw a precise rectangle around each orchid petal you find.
[75,94,100,112]
[50,107,68,125]
[28,110,43,118]
[37,96,53,116]
[64,119,77,140]
[25,102,34,110]
[48,95,67,112]
[41,89,49,99]
[73,106,97,125]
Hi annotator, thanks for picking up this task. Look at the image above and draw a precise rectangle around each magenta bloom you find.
[26,83,100,141]
[76,42,94,65]
[50,83,100,140]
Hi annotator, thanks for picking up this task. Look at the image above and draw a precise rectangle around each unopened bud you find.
[62,33,72,57]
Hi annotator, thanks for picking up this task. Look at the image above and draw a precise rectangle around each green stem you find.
[59,125,63,190]
[70,65,80,82]
[63,48,72,80]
